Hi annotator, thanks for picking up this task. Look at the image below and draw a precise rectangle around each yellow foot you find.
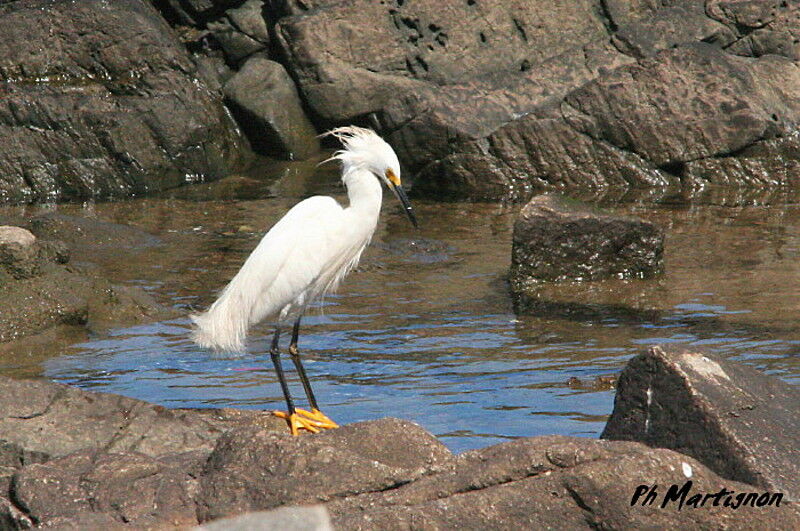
[272,409,339,436]
[295,408,339,430]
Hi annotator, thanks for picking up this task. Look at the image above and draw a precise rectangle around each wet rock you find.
[510,194,664,292]
[28,213,161,258]
[223,56,320,159]
[0,376,280,460]
[196,418,454,521]
[0,263,174,343]
[0,226,39,279]
[0,217,177,342]
[208,0,271,66]
[195,506,333,531]
[563,44,800,168]
[267,1,800,199]
[158,0,245,26]
[0,0,243,203]
[603,345,800,500]
[0,496,33,530]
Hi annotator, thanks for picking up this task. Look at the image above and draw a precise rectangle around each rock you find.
[720,3,800,60]
[210,20,267,64]
[0,496,33,530]
[227,0,271,44]
[563,44,800,168]
[0,0,243,203]
[11,449,197,528]
[603,345,800,501]
[0,261,174,342]
[196,418,454,521]
[332,436,800,529]
[0,226,38,279]
[611,5,734,58]
[2,372,798,528]
[159,0,245,26]
[0,217,178,342]
[267,1,800,199]
[196,506,333,531]
[223,56,320,159]
[0,376,280,461]
[510,194,663,290]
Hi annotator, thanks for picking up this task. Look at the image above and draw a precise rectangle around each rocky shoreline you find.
[0,346,797,529]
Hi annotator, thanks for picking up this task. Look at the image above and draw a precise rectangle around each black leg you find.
[288,316,320,411]
[269,326,295,415]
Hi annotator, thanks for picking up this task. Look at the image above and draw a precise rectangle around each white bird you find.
[190,126,417,435]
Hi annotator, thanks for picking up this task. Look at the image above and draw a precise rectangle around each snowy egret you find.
[191,126,417,435]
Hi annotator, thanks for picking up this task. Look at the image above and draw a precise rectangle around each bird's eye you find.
[385,168,401,187]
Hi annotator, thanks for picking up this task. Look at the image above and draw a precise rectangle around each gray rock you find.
[0,226,38,279]
[612,4,734,58]
[268,1,800,199]
[0,496,33,530]
[333,436,800,529]
[228,0,271,44]
[209,18,267,64]
[0,376,280,460]
[0,259,175,343]
[510,194,663,289]
[159,0,244,25]
[603,345,800,501]
[11,449,198,528]
[0,0,243,203]
[563,44,800,168]
[2,372,799,528]
[223,56,320,160]
[196,506,332,531]
[196,418,454,522]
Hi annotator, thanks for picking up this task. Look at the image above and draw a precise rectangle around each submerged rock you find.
[510,194,664,290]
[223,56,320,160]
[0,223,173,343]
[603,345,800,501]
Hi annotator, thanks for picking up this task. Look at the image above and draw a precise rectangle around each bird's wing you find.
[191,195,347,352]
[238,195,350,325]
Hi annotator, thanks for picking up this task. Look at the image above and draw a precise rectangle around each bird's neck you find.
[343,167,382,223]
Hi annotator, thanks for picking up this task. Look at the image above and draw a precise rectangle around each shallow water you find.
[1,162,799,453]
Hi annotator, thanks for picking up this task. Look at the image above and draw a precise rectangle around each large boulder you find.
[223,56,320,160]
[603,345,800,501]
[510,194,664,289]
[196,418,454,521]
[0,0,243,202]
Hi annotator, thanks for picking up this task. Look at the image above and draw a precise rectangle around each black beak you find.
[392,184,418,228]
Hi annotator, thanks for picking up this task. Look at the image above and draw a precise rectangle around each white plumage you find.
[191,126,414,352]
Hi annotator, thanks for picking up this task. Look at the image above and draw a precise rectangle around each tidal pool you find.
[1,161,799,453]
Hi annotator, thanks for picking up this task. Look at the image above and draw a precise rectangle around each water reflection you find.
[1,164,800,452]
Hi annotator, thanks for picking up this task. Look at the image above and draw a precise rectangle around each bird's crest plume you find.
[319,126,390,174]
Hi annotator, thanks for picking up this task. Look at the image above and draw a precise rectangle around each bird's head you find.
[323,126,418,228]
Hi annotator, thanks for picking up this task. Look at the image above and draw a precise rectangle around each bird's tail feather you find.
[190,287,250,353]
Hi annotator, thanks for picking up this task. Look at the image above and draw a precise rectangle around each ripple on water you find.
[3,182,800,452]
